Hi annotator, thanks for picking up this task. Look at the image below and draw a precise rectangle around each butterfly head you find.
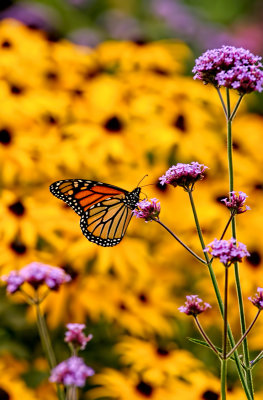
[125,187,141,210]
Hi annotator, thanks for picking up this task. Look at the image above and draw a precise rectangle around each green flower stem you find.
[250,350,263,367]
[188,190,253,400]
[216,87,228,118]
[219,213,235,241]
[35,301,65,400]
[226,88,234,190]
[221,359,227,400]
[154,219,207,265]
[35,302,56,369]
[66,386,77,400]
[230,94,244,121]
[226,87,254,398]
[223,266,229,360]
[187,191,207,252]
[220,267,229,398]
[194,316,221,357]
[209,213,235,264]
[226,310,261,359]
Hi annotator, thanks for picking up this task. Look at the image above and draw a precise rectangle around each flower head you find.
[193,45,263,94]
[178,295,211,317]
[221,191,250,214]
[159,162,208,191]
[49,356,94,387]
[248,288,263,310]
[204,238,250,266]
[1,262,71,294]
[20,262,71,290]
[65,323,93,350]
[133,198,160,221]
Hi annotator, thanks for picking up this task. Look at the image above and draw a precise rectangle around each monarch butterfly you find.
[49,179,141,247]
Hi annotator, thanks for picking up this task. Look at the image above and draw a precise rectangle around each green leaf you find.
[188,336,220,350]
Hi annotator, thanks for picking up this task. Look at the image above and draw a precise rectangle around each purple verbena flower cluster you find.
[65,323,93,350]
[133,198,160,221]
[221,191,250,214]
[248,288,263,310]
[193,46,263,94]
[1,262,71,294]
[49,356,94,387]
[178,295,211,317]
[159,162,208,191]
[204,238,250,266]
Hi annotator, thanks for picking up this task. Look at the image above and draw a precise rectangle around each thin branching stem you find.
[223,266,229,359]
[194,316,221,357]
[209,213,235,264]
[154,219,207,265]
[250,350,263,367]
[187,189,253,400]
[35,295,65,400]
[230,94,244,121]
[226,310,261,359]
[216,87,228,118]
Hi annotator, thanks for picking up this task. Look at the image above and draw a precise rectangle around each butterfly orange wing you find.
[50,179,140,246]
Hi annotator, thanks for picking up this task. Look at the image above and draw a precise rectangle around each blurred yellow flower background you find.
[1,18,263,399]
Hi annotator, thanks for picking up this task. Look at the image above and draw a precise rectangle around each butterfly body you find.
[50,179,141,247]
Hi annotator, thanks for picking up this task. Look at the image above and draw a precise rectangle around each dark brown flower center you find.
[10,84,24,95]
[156,347,169,356]
[10,240,27,255]
[136,381,153,397]
[0,387,10,400]
[8,201,25,217]
[138,293,148,303]
[0,129,12,145]
[247,250,261,267]
[1,40,12,48]
[173,114,187,132]
[202,390,219,400]
[104,116,123,132]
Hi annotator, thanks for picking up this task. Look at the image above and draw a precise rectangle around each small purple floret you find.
[65,323,93,350]
[178,295,211,317]
[1,271,25,294]
[193,45,263,94]
[248,288,263,310]
[49,356,94,387]
[159,162,208,191]
[221,191,250,214]
[204,238,250,266]
[133,198,160,222]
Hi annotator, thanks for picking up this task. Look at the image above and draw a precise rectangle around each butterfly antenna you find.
[136,174,148,187]
[140,183,156,188]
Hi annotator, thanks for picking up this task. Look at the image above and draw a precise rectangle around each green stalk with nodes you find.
[134,45,263,400]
